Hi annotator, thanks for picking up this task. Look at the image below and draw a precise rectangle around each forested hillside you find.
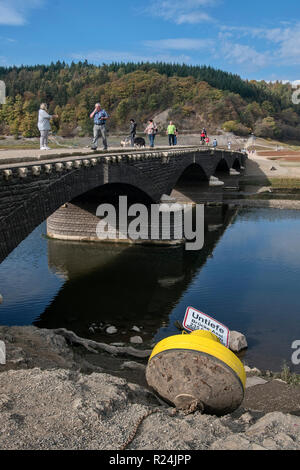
[0,61,299,141]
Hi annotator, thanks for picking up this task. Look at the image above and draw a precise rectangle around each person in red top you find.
[200,131,206,145]
[205,136,210,146]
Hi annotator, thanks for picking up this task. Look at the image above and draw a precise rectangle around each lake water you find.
[0,205,299,373]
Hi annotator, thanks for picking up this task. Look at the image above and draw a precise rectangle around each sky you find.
[1,0,300,81]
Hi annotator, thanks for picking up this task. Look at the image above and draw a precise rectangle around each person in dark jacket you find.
[130,119,137,147]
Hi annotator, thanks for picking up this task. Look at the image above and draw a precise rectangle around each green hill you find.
[0,61,299,141]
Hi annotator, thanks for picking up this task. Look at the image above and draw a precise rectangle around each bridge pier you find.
[209,176,225,187]
[47,198,186,246]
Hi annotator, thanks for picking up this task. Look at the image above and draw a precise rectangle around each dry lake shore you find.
[0,326,299,450]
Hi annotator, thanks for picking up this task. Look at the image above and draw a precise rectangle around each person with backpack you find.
[144,119,158,147]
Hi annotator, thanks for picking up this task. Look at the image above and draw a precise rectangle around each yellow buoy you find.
[146,330,246,415]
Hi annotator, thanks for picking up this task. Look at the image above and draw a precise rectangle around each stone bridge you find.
[0,146,246,262]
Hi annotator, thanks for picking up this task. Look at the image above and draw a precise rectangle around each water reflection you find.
[35,205,236,345]
[1,204,299,372]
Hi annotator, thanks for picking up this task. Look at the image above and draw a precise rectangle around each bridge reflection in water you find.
[34,204,237,344]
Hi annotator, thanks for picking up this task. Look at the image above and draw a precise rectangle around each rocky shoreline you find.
[0,326,299,450]
[227,199,300,210]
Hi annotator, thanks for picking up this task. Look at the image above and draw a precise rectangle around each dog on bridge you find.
[120,137,146,148]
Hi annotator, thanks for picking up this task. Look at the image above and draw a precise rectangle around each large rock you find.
[246,376,268,388]
[229,331,248,352]
[131,326,141,333]
[130,336,143,344]
[0,326,76,370]
[106,326,117,335]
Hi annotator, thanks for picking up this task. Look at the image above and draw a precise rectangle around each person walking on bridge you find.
[130,119,137,147]
[166,121,177,146]
[37,103,58,150]
[200,130,206,145]
[144,119,158,148]
[90,103,109,150]
[174,127,178,145]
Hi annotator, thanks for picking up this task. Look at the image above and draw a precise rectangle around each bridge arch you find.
[213,158,231,174]
[176,163,208,184]
[164,162,210,196]
[232,158,241,170]
[72,182,154,207]
[0,164,157,263]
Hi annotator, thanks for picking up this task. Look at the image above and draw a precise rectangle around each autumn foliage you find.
[0,61,299,140]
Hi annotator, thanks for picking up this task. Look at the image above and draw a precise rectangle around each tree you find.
[19,112,39,137]
[222,120,251,136]
[254,117,281,139]
[0,62,299,141]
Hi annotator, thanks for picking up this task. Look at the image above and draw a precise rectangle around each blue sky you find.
[1,0,300,81]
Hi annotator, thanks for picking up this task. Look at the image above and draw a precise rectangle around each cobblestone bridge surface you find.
[0,146,246,262]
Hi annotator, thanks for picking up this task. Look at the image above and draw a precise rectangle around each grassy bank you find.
[241,176,300,189]
[269,178,300,189]
[273,364,300,386]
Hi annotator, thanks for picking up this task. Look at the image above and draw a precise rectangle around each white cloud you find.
[253,25,300,65]
[220,41,269,68]
[147,0,217,24]
[175,12,213,25]
[0,36,17,43]
[144,36,266,71]
[0,0,44,26]
[144,38,214,51]
[220,23,300,65]
[0,3,23,25]
[276,27,300,63]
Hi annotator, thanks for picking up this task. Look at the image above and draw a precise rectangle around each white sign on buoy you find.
[183,306,230,347]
